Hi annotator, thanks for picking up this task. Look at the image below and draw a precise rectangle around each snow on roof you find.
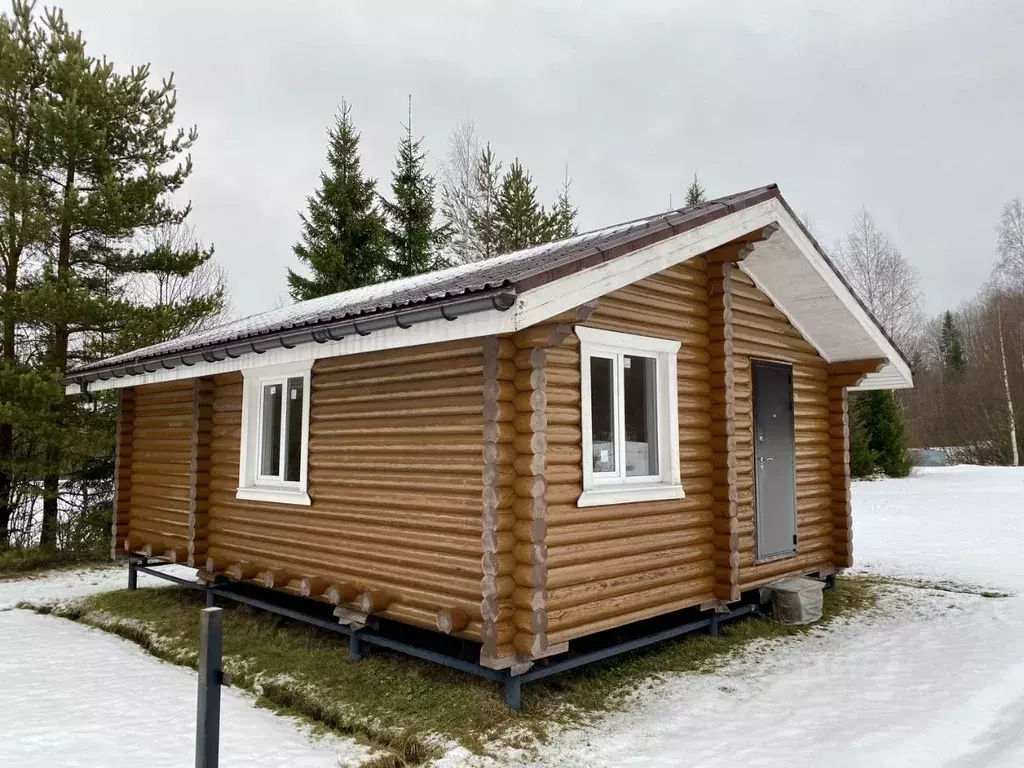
[70,186,779,375]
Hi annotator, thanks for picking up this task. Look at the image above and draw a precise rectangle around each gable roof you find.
[63,184,912,392]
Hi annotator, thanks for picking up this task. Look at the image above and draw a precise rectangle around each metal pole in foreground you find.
[196,607,223,768]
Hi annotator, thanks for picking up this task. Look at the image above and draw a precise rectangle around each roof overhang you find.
[741,201,913,390]
[65,190,910,395]
[509,197,912,391]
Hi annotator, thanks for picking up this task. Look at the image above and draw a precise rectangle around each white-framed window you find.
[577,326,683,507]
[237,360,312,506]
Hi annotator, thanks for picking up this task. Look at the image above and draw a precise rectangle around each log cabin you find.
[62,185,911,670]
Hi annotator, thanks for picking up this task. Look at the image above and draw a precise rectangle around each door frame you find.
[751,358,798,563]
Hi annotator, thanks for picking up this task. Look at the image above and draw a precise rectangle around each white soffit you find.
[740,201,912,390]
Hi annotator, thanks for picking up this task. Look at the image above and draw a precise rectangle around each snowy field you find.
[1,465,1022,767]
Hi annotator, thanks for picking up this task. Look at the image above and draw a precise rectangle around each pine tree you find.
[938,310,966,372]
[288,102,389,300]
[3,2,225,549]
[545,166,578,241]
[0,1,50,545]
[495,159,548,253]
[381,98,449,279]
[685,173,707,206]
[469,143,502,260]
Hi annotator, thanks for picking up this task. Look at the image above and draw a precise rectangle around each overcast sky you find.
[59,0,1024,318]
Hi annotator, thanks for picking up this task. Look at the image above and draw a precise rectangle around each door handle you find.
[759,456,774,469]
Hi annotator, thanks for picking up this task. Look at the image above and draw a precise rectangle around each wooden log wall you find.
[110,387,135,558]
[729,268,834,589]
[203,340,488,641]
[480,336,518,665]
[501,317,588,665]
[829,384,853,568]
[706,262,740,601]
[187,378,215,567]
[111,248,866,656]
[124,380,194,560]
[538,259,718,647]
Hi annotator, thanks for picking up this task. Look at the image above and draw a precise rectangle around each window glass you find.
[283,376,304,482]
[623,355,659,477]
[260,383,282,477]
[590,356,616,473]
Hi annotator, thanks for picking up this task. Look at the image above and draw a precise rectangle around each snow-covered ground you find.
[0,563,193,610]
[0,565,372,768]
[0,611,372,768]
[513,466,1024,768]
[1,466,1022,767]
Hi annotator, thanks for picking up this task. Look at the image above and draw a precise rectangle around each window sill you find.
[577,483,685,508]
[236,486,311,506]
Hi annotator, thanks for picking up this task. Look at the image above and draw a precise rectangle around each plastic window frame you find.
[577,326,684,508]
[237,360,312,506]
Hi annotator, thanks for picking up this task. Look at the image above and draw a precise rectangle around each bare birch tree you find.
[997,198,1024,286]
[995,294,1020,465]
[832,208,924,355]
[128,222,230,336]
[439,116,481,265]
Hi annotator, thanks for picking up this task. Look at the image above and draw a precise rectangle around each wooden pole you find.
[196,607,223,768]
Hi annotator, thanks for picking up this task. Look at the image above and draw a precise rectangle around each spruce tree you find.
[848,401,877,478]
[546,166,578,241]
[288,102,389,300]
[938,310,966,372]
[852,391,912,478]
[2,2,225,548]
[495,159,548,253]
[685,173,707,206]
[381,98,449,278]
[469,143,502,260]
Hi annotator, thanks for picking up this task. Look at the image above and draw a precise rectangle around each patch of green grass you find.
[0,547,111,580]
[36,577,876,764]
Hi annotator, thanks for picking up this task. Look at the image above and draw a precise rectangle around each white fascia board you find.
[513,200,779,330]
[752,199,914,389]
[68,202,776,396]
[70,307,518,394]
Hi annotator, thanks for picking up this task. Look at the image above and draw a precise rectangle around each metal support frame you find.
[349,630,363,662]
[130,560,761,712]
[127,560,138,591]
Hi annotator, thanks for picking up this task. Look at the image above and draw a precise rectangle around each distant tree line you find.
[831,203,1024,476]
[902,200,1024,466]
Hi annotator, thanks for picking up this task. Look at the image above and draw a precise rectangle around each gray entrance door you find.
[752,360,797,560]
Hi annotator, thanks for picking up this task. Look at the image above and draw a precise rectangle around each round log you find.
[298,576,329,598]
[357,589,394,614]
[322,582,357,605]
[226,561,258,581]
[436,607,470,635]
